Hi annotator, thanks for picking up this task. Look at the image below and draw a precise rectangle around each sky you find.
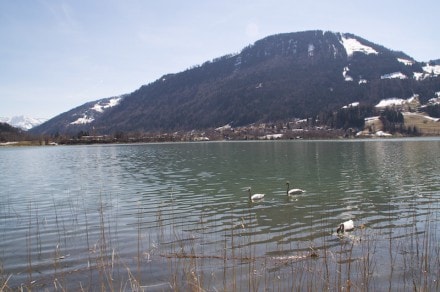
[1,0,439,119]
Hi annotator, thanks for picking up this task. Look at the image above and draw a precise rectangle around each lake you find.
[1,139,439,290]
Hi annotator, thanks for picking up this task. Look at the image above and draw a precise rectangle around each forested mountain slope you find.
[30,30,440,135]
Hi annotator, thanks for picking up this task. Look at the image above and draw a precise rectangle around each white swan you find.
[336,219,354,234]
[286,182,305,195]
[247,188,265,201]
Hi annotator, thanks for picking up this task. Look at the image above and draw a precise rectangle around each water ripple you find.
[1,140,440,289]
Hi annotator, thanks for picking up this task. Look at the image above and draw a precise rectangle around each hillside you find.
[0,122,29,143]
[30,30,440,136]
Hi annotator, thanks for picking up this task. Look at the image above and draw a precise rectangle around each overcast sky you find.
[1,0,439,119]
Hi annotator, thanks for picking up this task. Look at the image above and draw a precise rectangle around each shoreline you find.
[2,135,440,147]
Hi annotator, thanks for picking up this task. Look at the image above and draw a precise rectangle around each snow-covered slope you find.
[340,34,378,57]
[337,33,439,82]
[375,95,420,109]
[0,116,47,130]
[70,96,123,125]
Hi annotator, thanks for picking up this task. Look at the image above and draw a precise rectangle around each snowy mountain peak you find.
[0,115,47,130]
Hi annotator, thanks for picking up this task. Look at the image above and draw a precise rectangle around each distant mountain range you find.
[0,116,47,131]
[30,30,440,136]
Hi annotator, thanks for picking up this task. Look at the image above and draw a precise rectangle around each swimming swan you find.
[247,188,265,201]
[286,182,305,195]
[336,219,354,234]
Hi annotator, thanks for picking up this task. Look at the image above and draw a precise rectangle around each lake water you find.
[1,139,440,290]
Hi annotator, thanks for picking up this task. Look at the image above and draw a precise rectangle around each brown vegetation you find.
[1,194,439,291]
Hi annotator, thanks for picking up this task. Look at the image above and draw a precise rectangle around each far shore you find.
[2,135,440,147]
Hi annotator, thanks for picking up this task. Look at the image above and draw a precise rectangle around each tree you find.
[380,108,404,133]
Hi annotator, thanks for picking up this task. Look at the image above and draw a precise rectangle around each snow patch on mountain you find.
[397,58,414,66]
[413,64,440,80]
[0,115,47,130]
[381,72,407,79]
[70,115,95,125]
[91,97,122,113]
[375,95,419,108]
[342,67,353,81]
[375,98,406,108]
[425,93,440,106]
[342,102,359,109]
[422,64,440,75]
[413,72,425,80]
[340,35,378,57]
[308,44,315,57]
[70,95,125,125]
[215,124,232,131]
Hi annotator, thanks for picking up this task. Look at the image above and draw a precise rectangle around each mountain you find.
[30,30,440,136]
[0,116,47,130]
